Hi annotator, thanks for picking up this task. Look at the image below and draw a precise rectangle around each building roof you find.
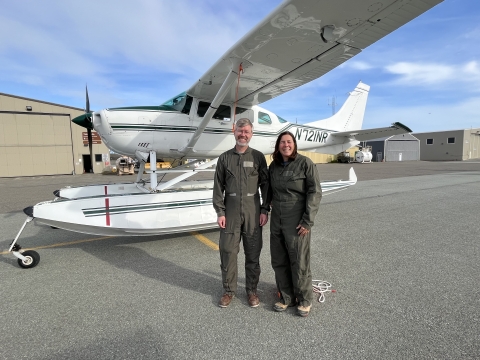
[366,133,419,142]
[413,128,480,135]
[0,92,84,112]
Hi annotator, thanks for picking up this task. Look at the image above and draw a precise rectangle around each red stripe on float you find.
[104,186,110,226]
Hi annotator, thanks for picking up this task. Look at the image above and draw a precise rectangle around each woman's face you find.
[279,134,295,159]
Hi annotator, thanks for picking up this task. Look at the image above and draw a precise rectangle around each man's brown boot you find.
[248,293,260,308]
[219,293,234,308]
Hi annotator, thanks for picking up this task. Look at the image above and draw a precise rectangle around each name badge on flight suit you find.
[243,161,254,167]
[283,171,293,176]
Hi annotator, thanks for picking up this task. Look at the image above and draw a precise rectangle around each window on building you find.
[95,154,102,162]
[426,138,434,145]
[447,137,455,144]
[258,112,272,125]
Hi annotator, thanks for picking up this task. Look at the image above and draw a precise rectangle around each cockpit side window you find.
[278,115,289,123]
[258,111,272,125]
[181,96,193,114]
[197,101,232,120]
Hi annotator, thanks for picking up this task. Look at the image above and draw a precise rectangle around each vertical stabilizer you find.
[305,82,370,132]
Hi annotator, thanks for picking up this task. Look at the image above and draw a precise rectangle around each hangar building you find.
[413,129,480,161]
[363,133,420,162]
[0,92,110,177]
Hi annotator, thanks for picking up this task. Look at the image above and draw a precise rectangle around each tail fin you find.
[305,82,370,132]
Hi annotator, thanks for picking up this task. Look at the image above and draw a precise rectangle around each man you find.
[213,118,270,308]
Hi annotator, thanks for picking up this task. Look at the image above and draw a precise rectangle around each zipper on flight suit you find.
[238,153,244,216]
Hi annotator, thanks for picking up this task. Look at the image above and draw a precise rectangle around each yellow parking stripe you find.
[190,231,219,251]
[1,232,219,255]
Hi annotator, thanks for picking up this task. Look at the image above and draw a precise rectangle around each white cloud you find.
[463,61,480,75]
[384,61,480,90]
[347,61,373,71]
[385,62,454,84]
[365,96,480,132]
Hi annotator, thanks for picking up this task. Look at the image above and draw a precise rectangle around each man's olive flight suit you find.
[213,147,269,296]
[268,154,322,307]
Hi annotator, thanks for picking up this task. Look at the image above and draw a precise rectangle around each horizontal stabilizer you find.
[330,122,412,141]
[321,167,357,195]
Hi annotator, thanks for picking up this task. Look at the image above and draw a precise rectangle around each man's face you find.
[234,125,253,147]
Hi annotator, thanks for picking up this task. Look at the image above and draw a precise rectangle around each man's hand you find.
[260,213,269,227]
[217,216,226,229]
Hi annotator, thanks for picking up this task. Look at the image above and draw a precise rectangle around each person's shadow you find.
[74,234,222,304]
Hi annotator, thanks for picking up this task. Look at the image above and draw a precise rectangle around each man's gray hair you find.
[235,118,253,130]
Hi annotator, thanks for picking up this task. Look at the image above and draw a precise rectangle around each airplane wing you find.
[330,122,412,141]
[187,0,442,107]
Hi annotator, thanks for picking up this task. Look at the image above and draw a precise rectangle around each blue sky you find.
[1,0,479,132]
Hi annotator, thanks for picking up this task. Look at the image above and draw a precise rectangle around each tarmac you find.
[1,160,479,359]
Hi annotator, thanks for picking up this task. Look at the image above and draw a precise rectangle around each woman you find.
[268,131,322,317]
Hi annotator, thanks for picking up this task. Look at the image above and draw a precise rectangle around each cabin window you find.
[197,102,232,120]
[278,116,289,123]
[196,103,247,120]
[197,101,209,117]
[447,137,455,144]
[426,138,433,145]
[234,107,250,122]
[258,112,272,125]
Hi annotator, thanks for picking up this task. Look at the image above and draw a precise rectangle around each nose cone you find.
[72,112,93,129]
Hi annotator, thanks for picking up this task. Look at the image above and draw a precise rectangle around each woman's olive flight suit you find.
[268,154,322,307]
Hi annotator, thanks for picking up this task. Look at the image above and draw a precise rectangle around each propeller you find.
[72,86,94,172]
[85,87,93,172]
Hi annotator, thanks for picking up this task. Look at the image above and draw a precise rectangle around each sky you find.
[0,0,479,133]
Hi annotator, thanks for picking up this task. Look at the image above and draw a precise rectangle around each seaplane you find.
[8,0,442,268]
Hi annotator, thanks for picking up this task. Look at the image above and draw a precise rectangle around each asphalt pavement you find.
[0,161,479,359]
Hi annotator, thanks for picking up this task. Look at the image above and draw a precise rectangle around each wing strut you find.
[155,158,218,192]
[179,58,244,156]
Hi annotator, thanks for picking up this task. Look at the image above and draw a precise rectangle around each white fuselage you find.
[92,101,353,159]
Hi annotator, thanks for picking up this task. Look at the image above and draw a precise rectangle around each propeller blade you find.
[73,86,93,129]
[86,85,90,113]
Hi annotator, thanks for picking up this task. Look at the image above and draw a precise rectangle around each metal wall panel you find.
[0,113,74,177]
[385,140,420,161]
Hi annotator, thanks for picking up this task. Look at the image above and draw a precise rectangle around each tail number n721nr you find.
[295,128,329,143]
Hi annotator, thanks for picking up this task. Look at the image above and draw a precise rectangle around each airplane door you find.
[250,110,274,153]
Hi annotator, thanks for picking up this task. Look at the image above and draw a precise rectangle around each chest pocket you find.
[287,171,306,193]
[224,167,236,194]
[247,164,259,195]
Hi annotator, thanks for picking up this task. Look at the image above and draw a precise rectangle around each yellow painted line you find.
[190,231,219,251]
[1,232,219,255]
[0,236,113,255]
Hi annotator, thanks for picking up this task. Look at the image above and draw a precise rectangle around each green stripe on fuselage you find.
[83,199,212,217]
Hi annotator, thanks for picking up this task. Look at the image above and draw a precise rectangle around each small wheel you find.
[17,250,40,269]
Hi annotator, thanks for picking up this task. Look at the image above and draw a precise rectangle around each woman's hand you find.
[296,224,309,237]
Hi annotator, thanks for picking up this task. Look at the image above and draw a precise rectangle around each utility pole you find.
[328,95,337,115]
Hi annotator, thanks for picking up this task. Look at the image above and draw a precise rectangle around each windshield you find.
[160,92,192,114]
